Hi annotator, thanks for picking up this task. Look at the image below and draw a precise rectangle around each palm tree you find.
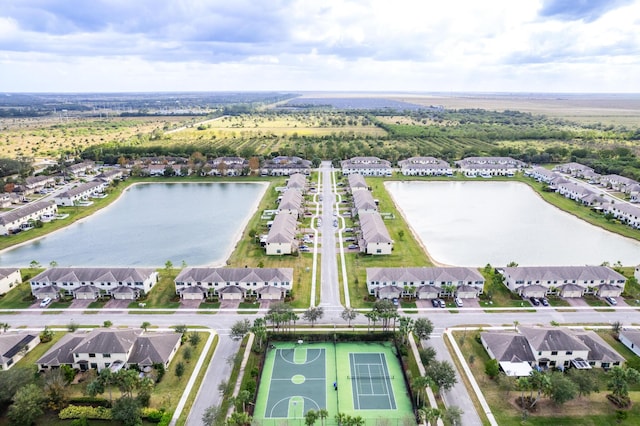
[412,375,434,408]
[318,409,329,426]
[364,311,378,333]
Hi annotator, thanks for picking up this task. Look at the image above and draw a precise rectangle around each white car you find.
[39,297,52,308]
[454,297,463,307]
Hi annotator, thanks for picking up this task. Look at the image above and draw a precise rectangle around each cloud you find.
[538,0,635,22]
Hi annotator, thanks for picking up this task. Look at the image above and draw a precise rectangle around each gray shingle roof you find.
[176,267,293,284]
[573,330,624,364]
[359,213,392,244]
[57,180,104,198]
[519,326,590,352]
[367,267,483,284]
[128,333,181,366]
[0,333,37,363]
[31,268,156,284]
[503,266,625,283]
[348,174,368,189]
[620,329,640,349]
[266,213,297,244]
[73,329,140,354]
[37,334,86,367]
[481,332,536,363]
[352,190,377,213]
[0,200,56,226]
[0,268,19,280]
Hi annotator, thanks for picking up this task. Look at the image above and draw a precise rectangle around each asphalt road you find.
[318,161,341,307]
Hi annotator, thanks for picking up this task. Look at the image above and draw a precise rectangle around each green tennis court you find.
[254,341,415,425]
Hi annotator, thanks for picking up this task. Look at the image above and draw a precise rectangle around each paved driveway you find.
[103,299,131,309]
[566,297,589,307]
[69,299,92,309]
[220,299,240,309]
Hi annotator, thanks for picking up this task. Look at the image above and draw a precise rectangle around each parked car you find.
[540,297,550,307]
[299,245,309,250]
[40,297,52,308]
[345,237,355,242]
[344,228,353,232]
[439,299,446,308]
[605,296,618,306]
[299,247,310,252]
[529,297,540,306]
[392,298,399,306]
[454,297,463,307]
[347,244,359,250]
[431,299,440,308]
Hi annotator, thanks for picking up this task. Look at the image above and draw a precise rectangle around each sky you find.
[1,0,639,93]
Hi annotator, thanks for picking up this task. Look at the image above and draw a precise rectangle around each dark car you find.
[431,299,440,308]
[540,297,550,307]
[529,297,540,306]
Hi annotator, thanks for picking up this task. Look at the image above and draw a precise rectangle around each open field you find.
[0,115,194,158]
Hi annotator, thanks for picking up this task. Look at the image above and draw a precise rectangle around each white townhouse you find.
[24,175,57,193]
[54,180,107,206]
[30,268,159,300]
[0,200,58,235]
[261,156,311,176]
[95,168,125,182]
[553,162,595,178]
[556,181,595,202]
[619,329,640,358]
[502,265,626,298]
[286,173,307,191]
[341,157,392,176]
[67,161,95,177]
[0,333,40,370]
[366,267,484,299]
[175,267,293,301]
[210,156,248,176]
[605,202,640,229]
[265,213,297,255]
[277,189,304,218]
[455,156,525,177]
[0,268,22,296]
[358,213,393,255]
[348,174,368,191]
[528,167,561,184]
[600,174,639,193]
[398,157,453,176]
[37,329,181,372]
[352,190,378,216]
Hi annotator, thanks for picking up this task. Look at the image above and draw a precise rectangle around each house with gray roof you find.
[24,175,57,193]
[573,330,625,368]
[277,188,304,218]
[455,156,525,177]
[358,213,393,255]
[210,157,248,176]
[348,174,368,191]
[67,161,95,177]
[520,326,591,369]
[502,265,626,298]
[0,200,58,235]
[175,267,293,301]
[0,268,21,296]
[54,180,107,206]
[398,157,452,176]
[286,173,307,191]
[0,333,40,370]
[265,213,297,255]
[95,168,125,182]
[605,202,640,229]
[37,329,181,372]
[352,190,378,216]
[341,157,392,176]
[619,329,640,358]
[600,174,638,193]
[553,162,595,178]
[261,156,311,176]
[366,267,484,299]
[30,268,159,300]
[480,332,535,376]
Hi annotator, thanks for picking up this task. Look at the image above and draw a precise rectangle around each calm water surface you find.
[386,181,640,266]
[0,182,266,267]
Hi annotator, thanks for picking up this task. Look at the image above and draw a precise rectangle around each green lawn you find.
[132,268,180,309]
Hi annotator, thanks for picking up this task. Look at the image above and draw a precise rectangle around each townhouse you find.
[265,213,297,255]
[481,326,624,375]
[347,174,368,191]
[619,329,640,358]
[0,268,22,295]
[502,265,626,298]
[553,162,596,179]
[605,203,640,229]
[398,156,453,176]
[210,156,248,176]
[600,174,638,193]
[0,200,58,235]
[175,267,293,301]
[54,180,107,206]
[277,189,304,218]
[455,156,525,177]
[261,156,311,176]
[30,268,159,301]
[37,329,181,372]
[358,213,393,255]
[23,175,57,194]
[352,190,378,216]
[341,156,392,176]
[366,267,485,299]
[95,168,125,182]
[67,161,95,178]
[286,173,307,190]
[0,332,40,370]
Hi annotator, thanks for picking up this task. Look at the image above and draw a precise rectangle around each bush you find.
[59,405,112,420]
[142,407,164,423]
[68,396,111,408]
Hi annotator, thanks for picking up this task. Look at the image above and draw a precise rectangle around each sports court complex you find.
[253,342,415,425]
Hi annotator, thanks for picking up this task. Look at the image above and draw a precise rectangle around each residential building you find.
[398,157,453,176]
[0,268,22,295]
[54,180,107,206]
[341,157,392,176]
[175,267,293,300]
[605,203,640,229]
[277,188,304,218]
[24,175,57,194]
[455,157,525,177]
[37,329,181,372]
[358,213,393,255]
[286,173,307,190]
[265,213,297,255]
[479,332,535,376]
[261,156,311,176]
[347,174,368,191]
[502,265,626,298]
[0,333,40,370]
[67,161,95,177]
[0,201,58,235]
[30,268,159,300]
[619,329,640,358]
[210,157,248,176]
[600,174,638,193]
[553,162,595,178]
[95,168,125,182]
[352,190,378,216]
[366,267,485,299]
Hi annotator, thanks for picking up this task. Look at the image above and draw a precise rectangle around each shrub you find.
[142,407,164,423]
[68,396,111,408]
[59,405,112,420]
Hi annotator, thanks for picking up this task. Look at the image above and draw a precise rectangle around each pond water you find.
[386,181,640,267]
[0,182,266,267]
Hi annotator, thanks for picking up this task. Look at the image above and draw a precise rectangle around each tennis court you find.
[254,341,414,425]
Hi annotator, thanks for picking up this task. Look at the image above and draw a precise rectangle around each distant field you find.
[0,115,195,158]
[392,93,640,126]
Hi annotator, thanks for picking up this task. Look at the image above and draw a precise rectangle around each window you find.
[551,351,558,356]
[104,353,111,358]
[566,351,572,355]
[89,353,96,358]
